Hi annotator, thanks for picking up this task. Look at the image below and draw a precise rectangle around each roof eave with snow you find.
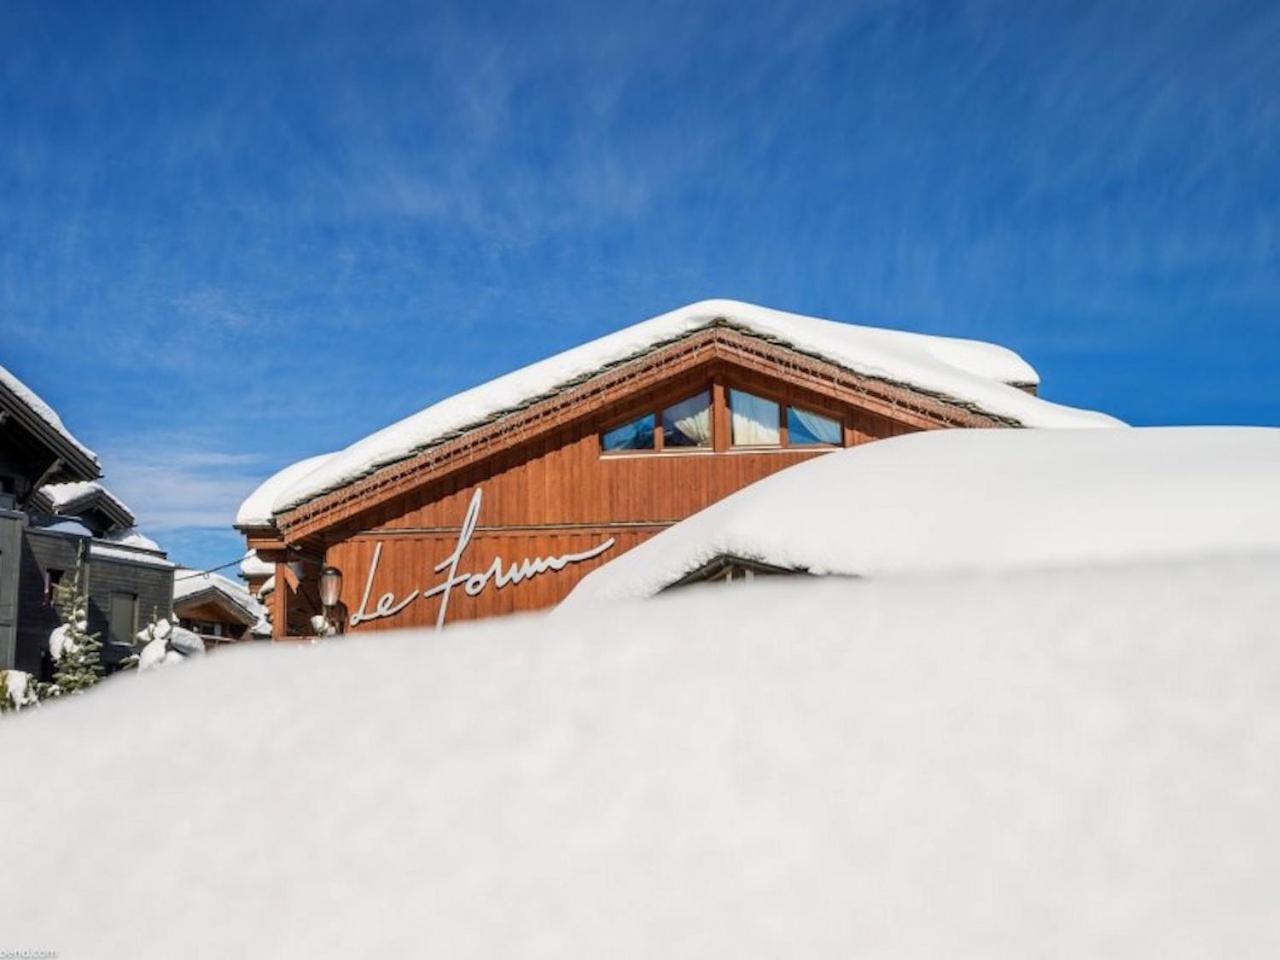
[0,368,100,481]
[239,299,1124,526]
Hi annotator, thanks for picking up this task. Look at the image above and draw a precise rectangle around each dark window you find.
[44,569,64,606]
[601,413,655,452]
[787,406,841,445]
[109,592,138,646]
[661,392,712,448]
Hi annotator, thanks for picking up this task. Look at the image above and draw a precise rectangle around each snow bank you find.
[564,426,1280,607]
[3,556,1279,957]
[0,363,99,467]
[251,299,1121,519]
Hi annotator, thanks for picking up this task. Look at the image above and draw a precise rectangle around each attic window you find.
[729,390,780,446]
[601,414,655,452]
[787,406,841,445]
[661,392,711,448]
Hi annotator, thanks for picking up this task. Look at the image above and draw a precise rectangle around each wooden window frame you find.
[724,379,846,452]
[599,383,716,458]
[599,375,847,457]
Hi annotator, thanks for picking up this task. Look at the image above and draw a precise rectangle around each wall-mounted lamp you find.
[319,565,343,610]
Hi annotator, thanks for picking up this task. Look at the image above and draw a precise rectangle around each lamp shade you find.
[319,565,343,608]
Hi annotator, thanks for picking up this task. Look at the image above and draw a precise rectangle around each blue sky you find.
[2,0,1278,572]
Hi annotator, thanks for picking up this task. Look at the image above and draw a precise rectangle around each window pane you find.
[109,592,138,646]
[662,392,712,448]
[730,390,780,446]
[601,413,655,451]
[787,406,841,445]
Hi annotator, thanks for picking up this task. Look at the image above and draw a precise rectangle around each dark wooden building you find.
[237,300,1113,637]
[1,365,173,677]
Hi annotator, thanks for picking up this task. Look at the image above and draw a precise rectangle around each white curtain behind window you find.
[664,393,712,446]
[790,407,841,444]
[730,390,780,445]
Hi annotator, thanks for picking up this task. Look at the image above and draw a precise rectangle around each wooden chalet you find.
[173,569,269,648]
[236,300,1115,637]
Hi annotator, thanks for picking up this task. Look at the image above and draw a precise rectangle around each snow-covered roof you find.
[562,426,1280,608]
[0,363,99,473]
[5,554,1279,954]
[234,453,335,527]
[102,527,163,553]
[173,568,266,625]
[238,550,274,579]
[241,300,1122,522]
[37,480,136,528]
[89,541,175,569]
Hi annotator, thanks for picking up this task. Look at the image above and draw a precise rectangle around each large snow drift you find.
[245,299,1122,521]
[564,426,1280,607]
[3,556,1279,958]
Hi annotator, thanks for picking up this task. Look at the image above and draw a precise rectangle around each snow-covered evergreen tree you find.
[0,669,39,713]
[47,545,103,696]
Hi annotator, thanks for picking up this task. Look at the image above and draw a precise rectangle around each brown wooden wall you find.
[318,361,922,633]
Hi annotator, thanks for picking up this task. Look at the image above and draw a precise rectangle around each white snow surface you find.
[238,549,274,579]
[47,624,74,661]
[38,480,132,519]
[235,452,335,527]
[252,299,1122,519]
[137,635,169,671]
[564,426,1280,607]
[167,626,205,657]
[1,669,36,710]
[89,541,174,569]
[0,363,99,467]
[102,526,162,552]
[3,556,1280,957]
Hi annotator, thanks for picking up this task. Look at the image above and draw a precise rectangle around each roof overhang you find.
[30,484,135,531]
[172,587,259,627]
[0,379,100,482]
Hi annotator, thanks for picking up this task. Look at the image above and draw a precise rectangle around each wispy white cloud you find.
[96,437,268,532]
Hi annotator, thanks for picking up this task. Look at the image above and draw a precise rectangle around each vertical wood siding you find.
[322,366,919,633]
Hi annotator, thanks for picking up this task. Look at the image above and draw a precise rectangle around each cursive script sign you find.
[350,487,615,630]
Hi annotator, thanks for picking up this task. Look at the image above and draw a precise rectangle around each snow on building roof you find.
[562,426,1280,608]
[234,453,336,527]
[244,299,1123,522]
[238,550,274,579]
[4,555,1280,954]
[89,541,175,569]
[173,568,266,624]
[37,480,136,528]
[102,527,163,553]
[0,363,100,471]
